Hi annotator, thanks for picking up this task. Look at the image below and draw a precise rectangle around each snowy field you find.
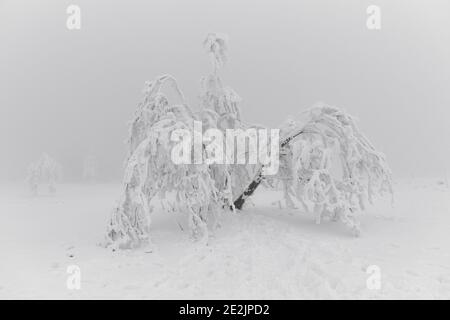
[0,179,449,299]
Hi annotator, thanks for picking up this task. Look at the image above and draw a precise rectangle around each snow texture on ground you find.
[0,179,449,299]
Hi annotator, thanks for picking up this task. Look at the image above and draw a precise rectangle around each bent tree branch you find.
[233,130,304,210]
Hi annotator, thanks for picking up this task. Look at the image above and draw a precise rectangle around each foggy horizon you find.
[1,0,449,182]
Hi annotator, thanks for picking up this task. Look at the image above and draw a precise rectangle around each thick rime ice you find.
[26,153,62,195]
[105,34,393,249]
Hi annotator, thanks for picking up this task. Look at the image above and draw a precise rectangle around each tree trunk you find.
[232,129,304,210]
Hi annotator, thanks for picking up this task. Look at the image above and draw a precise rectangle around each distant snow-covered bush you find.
[27,153,62,195]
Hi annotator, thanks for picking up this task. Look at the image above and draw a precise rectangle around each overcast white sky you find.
[1,0,449,181]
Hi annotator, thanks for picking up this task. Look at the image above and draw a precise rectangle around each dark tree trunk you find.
[232,129,304,210]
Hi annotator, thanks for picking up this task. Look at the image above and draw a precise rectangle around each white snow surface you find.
[0,179,449,299]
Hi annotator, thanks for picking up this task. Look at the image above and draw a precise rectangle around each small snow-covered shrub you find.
[26,153,62,195]
[105,34,392,249]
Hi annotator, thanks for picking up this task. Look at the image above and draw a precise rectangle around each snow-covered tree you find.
[105,34,393,249]
[26,153,62,195]
[105,74,221,249]
[260,104,392,235]
[82,155,98,182]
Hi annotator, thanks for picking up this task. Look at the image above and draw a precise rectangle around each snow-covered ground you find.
[0,179,449,299]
